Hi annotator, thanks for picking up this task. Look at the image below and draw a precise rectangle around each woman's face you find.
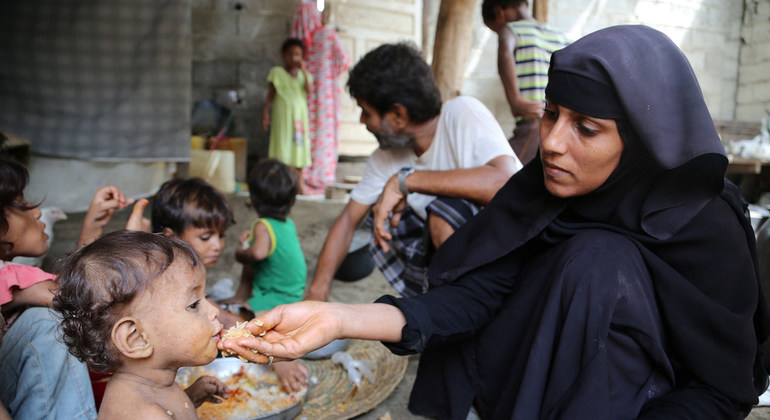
[539,100,624,198]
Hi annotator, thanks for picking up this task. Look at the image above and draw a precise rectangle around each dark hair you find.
[281,38,305,54]
[481,0,527,22]
[247,159,298,221]
[150,177,234,235]
[347,42,442,124]
[53,230,202,373]
[0,159,40,257]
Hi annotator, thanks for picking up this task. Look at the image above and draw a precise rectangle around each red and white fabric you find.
[305,25,350,195]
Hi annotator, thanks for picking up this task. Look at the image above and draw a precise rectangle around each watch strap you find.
[398,167,415,195]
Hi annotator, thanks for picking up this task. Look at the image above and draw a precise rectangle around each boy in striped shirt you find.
[482,0,569,164]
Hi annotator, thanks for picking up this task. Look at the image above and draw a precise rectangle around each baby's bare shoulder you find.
[99,377,196,419]
[100,402,176,419]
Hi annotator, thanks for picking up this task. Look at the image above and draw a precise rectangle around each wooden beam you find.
[533,0,549,23]
[431,0,477,100]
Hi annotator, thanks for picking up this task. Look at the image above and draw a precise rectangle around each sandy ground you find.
[42,193,770,419]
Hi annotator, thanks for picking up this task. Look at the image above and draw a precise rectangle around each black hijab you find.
[429,25,769,407]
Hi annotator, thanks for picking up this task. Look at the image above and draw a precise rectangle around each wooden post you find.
[533,0,549,23]
[431,0,477,101]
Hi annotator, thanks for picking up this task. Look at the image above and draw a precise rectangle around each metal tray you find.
[302,338,351,360]
[176,358,305,420]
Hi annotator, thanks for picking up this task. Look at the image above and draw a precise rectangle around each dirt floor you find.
[42,193,770,419]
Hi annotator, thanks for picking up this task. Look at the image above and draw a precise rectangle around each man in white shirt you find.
[305,42,521,301]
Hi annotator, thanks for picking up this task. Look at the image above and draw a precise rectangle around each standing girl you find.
[263,38,313,195]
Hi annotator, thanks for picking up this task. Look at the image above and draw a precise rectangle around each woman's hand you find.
[218,301,341,363]
[184,376,231,407]
[217,302,405,364]
[272,360,309,393]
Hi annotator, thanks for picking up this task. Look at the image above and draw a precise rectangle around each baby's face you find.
[133,258,223,368]
[179,227,225,268]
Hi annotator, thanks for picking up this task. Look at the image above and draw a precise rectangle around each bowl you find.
[334,230,374,282]
[302,338,351,360]
[176,358,306,420]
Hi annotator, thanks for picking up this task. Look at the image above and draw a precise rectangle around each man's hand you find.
[371,174,408,253]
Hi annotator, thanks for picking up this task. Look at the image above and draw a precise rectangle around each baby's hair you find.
[281,37,305,54]
[247,158,299,221]
[53,230,202,373]
[150,177,234,235]
[0,159,40,256]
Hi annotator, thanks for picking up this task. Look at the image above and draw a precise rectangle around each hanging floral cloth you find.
[305,23,349,195]
[291,0,322,59]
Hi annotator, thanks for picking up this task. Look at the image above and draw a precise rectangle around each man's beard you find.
[375,118,413,150]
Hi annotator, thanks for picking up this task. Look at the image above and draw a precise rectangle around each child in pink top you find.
[0,159,225,418]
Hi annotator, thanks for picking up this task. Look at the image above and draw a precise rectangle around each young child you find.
[150,177,234,271]
[53,230,227,419]
[481,0,568,165]
[262,38,313,194]
[149,176,308,392]
[226,159,306,313]
[0,158,148,419]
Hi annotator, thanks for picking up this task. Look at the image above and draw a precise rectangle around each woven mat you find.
[297,339,408,420]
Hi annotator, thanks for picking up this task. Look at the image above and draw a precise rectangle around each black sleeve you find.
[375,251,521,355]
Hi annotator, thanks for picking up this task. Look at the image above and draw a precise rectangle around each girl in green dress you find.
[262,38,313,194]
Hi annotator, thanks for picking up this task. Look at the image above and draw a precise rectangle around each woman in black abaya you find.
[221,25,770,419]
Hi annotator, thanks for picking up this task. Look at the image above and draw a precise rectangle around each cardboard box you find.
[190,149,236,194]
[208,137,247,181]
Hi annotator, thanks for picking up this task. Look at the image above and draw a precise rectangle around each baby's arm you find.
[272,360,309,393]
[235,222,271,263]
[184,376,230,407]
[78,185,134,247]
[3,280,57,311]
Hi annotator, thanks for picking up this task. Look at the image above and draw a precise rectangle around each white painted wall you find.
[334,0,423,156]
[463,0,751,138]
[737,0,770,122]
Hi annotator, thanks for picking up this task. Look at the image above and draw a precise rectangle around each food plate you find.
[176,358,306,420]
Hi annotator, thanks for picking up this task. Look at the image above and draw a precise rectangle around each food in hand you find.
[220,321,264,361]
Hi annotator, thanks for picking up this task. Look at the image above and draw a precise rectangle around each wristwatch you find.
[398,167,416,195]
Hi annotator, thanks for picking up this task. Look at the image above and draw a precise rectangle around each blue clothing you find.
[0,307,96,420]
